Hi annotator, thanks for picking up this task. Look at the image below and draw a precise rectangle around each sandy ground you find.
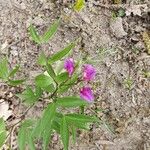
[0,0,150,150]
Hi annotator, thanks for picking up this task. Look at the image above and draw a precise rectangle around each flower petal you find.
[64,58,75,76]
[83,64,96,81]
[80,87,94,102]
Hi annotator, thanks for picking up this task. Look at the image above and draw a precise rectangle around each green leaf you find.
[48,42,75,64]
[28,134,36,150]
[42,126,52,150]
[35,104,56,149]
[9,65,20,77]
[55,60,65,74]
[37,52,47,66]
[52,120,60,133]
[0,58,9,80]
[29,24,41,44]
[0,118,7,148]
[18,126,26,150]
[41,103,56,130]
[8,79,25,86]
[71,122,90,130]
[66,114,98,123]
[35,74,54,88]
[60,117,69,150]
[57,74,78,93]
[33,104,56,140]
[42,84,55,93]
[56,72,69,84]
[18,120,34,150]
[56,96,87,108]
[117,8,125,17]
[55,113,63,122]
[35,86,43,98]
[31,119,42,138]
[45,64,56,80]
[42,19,60,43]
[71,126,76,144]
[27,129,36,150]
[17,87,37,105]
[74,0,85,11]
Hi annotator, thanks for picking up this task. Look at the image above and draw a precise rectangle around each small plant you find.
[142,70,150,78]
[123,77,133,90]
[0,20,99,150]
[131,46,140,54]
[111,8,125,20]
[74,0,85,11]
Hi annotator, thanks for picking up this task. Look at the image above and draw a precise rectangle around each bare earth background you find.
[0,0,150,150]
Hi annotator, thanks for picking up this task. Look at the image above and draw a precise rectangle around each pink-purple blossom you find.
[83,64,96,81]
[80,87,94,102]
[64,58,75,76]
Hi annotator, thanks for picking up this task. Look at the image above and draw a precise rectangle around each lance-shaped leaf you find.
[71,126,76,144]
[42,128,52,150]
[51,120,60,133]
[0,118,7,148]
[74,0,85,11]
[16,87,38,105]
[41,104,56,149]
[8,79,25,86]
[48,42,75,64]
[37,52,47,66]
[35,86,43,98]
[56,96,87,108]
[60,116,69,150]
[32,104,56,139]
[41,19,60,43]
[45,64,56,80]
[18,125,26,150]
[29,24,41,44]
[66,114,98,123]
[8,65,20,77]
[71,122,90,130]
[27,129,36,150]
[31,104,56,149]
[0,58,9,80]
[41,103,56,131]
[18,120,34,150]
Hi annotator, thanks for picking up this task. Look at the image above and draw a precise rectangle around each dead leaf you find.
[143,31,150,54]
[0,100,12,121]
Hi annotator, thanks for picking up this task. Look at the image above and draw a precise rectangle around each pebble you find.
[110,17,127,38]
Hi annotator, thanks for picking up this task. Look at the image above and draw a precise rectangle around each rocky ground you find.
[0,0,150,150]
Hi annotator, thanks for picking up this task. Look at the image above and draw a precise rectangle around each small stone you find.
[135,41,145,50]
[33,16,44,26]
[8,92,13,98]
[110,17,127,38]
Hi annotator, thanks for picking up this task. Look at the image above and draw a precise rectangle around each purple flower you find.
[80,87,94,102]
[64,58,75,76]
[83,64,96,81]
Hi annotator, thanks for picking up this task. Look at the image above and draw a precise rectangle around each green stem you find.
[80,106,84,114]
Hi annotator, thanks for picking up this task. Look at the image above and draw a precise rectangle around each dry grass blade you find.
[143,31,150,54]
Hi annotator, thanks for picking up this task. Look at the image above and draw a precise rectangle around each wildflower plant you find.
[0,20,98,150]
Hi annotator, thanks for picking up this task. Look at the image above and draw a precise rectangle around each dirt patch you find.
[0,0,150,150]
